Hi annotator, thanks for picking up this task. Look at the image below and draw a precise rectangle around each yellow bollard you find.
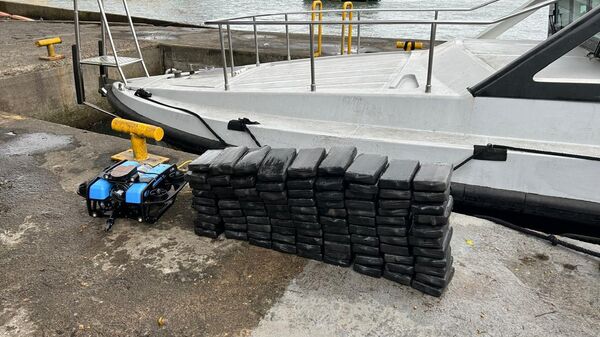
[35,37,65,61]
[341,2,353,55]
[396,40,424,51]
[311,0,323,57]
[110,118,169,165]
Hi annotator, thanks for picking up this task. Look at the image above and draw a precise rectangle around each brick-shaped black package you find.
[318,146,357,176]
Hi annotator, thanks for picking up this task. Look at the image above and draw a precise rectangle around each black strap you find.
[474,214,600,258]
[134,88,228,146]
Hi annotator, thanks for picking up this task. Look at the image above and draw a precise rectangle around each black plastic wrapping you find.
[189,150,223,172]
[209,147,248,175]
[349,225,377,236]
[379,189,412,200]
[413,188,450,204]
[383,270,412,286]
[353,264,382,278]
[377,226,408,237]
[386,263,414,275]
[256,182,286,192]
[415,267,455,288]
[318,146,357,176]
[344,153,388,184]
[287,179,316,190]
[315,177,345,191]
[354,255,384,266]
[231,176,256,189]
[257,148,297,182]
[376,216,408,226]
[288,148,326,178]
[378,160,420,190]
[412,163,453,192]
[233,146,271,175]
[348,215,376,227]
[384,254,414,265]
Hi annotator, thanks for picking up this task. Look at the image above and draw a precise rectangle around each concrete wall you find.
[0,46,162,129]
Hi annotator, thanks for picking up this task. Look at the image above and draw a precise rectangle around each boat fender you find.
[135,88,153,98]
[227,118,262,147]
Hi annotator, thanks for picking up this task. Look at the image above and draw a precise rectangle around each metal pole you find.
[425,11,438,93]
[100,0,106,55]
[227,24,235,77]
[357,11,361,54]
[96,0,127,86]
[122,0,149,77]
[309,24,316,92]
[285,14,291,61]
[218,25,229,91]
[253,16,260,66]
[74,0,81,60]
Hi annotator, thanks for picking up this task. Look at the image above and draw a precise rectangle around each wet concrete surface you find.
[0,113,599,337]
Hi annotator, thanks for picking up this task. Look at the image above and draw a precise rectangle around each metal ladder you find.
[73,0,149,91]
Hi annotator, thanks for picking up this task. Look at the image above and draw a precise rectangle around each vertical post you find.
[218,25,229,91]
[309,24,316,92]
[357,11,361,54]
[227,24,235,77]
[253,16,260,66]
[285,14,291,61]
[425,11,438,93]
[100,0,106,56]
[74,0,81,60]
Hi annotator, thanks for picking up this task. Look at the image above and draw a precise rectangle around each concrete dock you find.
[1,113,598,337]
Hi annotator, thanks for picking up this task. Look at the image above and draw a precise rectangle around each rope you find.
[134,89,229,146]
[474,214,600,258]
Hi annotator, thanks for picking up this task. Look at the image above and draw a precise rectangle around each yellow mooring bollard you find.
[110,118,170,165]
[35,37,65,61]
[396,40,424,51]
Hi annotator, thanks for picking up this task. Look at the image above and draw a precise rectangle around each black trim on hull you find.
[452,183,600,229]
[106,87,226,153]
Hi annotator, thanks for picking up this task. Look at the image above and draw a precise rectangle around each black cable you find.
[134,89,229,146]
[474,214,600,258]
[244,125,262,147]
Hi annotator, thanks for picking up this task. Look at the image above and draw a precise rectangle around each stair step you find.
[80,56,142,67]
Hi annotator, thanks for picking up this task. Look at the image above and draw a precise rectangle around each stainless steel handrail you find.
[207,0,502,22]
[207,0,556,93]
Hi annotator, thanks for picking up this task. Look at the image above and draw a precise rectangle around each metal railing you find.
[204,0,556,93]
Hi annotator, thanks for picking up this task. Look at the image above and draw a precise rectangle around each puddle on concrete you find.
[0,132,72,156]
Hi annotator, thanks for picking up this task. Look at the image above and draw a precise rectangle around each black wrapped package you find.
[192,205,218,215]
[315,177,345,191]
[273,241,297,254]
[193,197,216,206]
[415,249,452,268]
[412,232,452,259]
[384,254,414,265]
[377,208,409,217]
[256,182,286,192]
[272,226,296,235]
[231,175,257,189]
[411,223,450,239]
[319,216,347,227]
[317,200,345,209]
[193,189,216,198]
[383,270,412,286]
[257,148,297,182]
[379,199,411,210]
[297,228,323,237]
[209,147,248,175]
[224,223,246,231]
[354,255,384,266]
[377,226,408,237]
[378,160,420,190]
[288,148,326,178]
[185,172,207,184]
[351,235,379,247]
[218,200,241,209]
[352,244,380,256]
[380,236,409,246]
[289,198,316,207]
[349,225,377,236]
[412,163,453,192]
[189,150,223,172]
[415,256,453,277]
[344,189,377,201]
[287,179,316,190]
[348,215,376,227]
[376,216,408,226]
[413,188,450,204]
[380,244,410,256]
[272,233,296,245]
[290,206,318,215]
[294,221,321,230]
[297,235,323,245]
[259,191,288,204]
[318,146,357,176]
[318,208,347,218]
[248,231,271,240]
[207,175,230,186]
[415,267,455,288]
[379,189,412,200]
[344,153,388,185]
[413,204,452,226]
[353,264,382,278]
[409,227,453,249]
[386,263,414,275]
[233,146,271,175]
[324,233,351,243]
[221,209,243,217]
[224,230,248,241]
[288,189,314,198]
[249,238,271,249]
[323,256,351,267]
[194,227,220,239]
[411,196,453,215]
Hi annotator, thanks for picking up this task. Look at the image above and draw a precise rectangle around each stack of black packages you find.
[206,147,248,238]
[256,148,297,252]
[345,153,389,278]
[229,146,272,241]
[316,146,357,267]
[187,149,223,238]
[287,148,326,261]
[377,160,420,286]
[410,163,455,297]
